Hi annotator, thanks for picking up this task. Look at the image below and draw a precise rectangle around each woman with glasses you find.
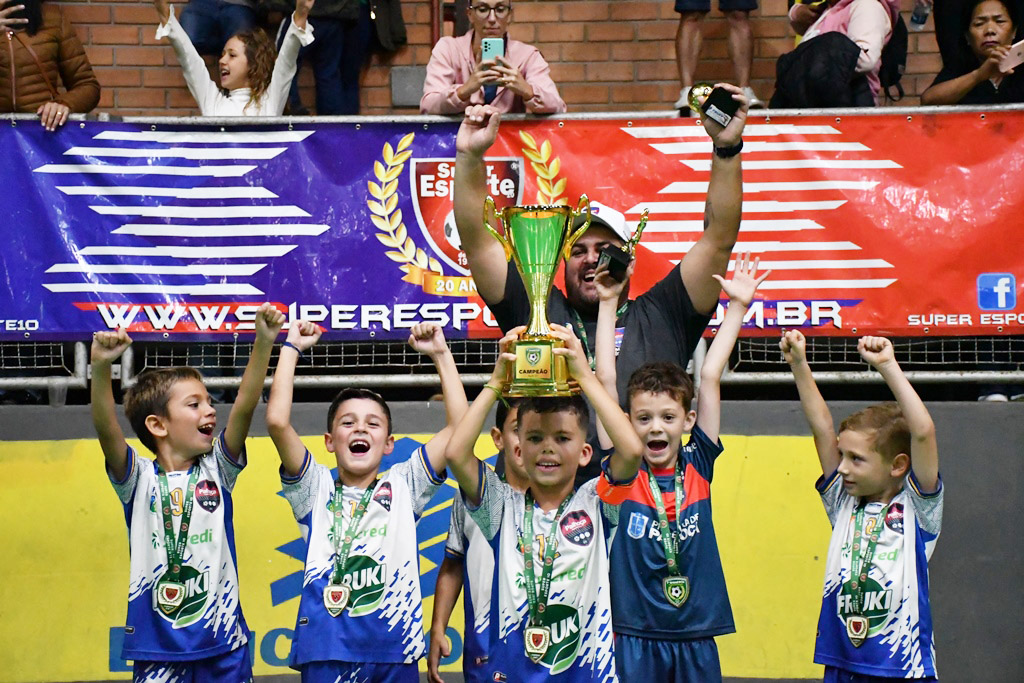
[420,0,566,114]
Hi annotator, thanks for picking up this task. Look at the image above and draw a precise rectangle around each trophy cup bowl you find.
[687,82,715,114]
[484,195,592,396]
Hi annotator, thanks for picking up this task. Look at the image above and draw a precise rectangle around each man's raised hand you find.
[92,329,132,366]
[456,104,501,157]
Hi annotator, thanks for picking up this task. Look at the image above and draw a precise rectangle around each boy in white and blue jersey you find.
[782,331,942,681]
[267,321,467,683]
[427,399,528,683]
[444,325,644,682]
[593,254,769,682]
[91,303,285,683]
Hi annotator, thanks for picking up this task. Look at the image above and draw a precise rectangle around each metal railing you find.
[0,342,88,405]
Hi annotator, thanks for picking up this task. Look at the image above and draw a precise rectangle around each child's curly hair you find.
[229,28,276,110]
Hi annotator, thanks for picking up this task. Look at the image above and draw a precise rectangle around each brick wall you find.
[56,0,939,117]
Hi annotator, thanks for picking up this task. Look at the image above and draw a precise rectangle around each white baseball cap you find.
[573,200,631,244]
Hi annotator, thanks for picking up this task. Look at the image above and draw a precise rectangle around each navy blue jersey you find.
[598,425,735,640]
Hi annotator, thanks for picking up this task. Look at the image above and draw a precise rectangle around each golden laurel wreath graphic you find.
[519,130,567,206]
[369,133,445,278]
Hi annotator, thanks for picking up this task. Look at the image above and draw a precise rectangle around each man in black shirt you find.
[453,87,749,480]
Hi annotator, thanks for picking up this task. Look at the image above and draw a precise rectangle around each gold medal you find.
[323,583,351,617]
[846,614,868,647]
[662,575,690,608]
[524,625,551,662]
[156,580,185,615]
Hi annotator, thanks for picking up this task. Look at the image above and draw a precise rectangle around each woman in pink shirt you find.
[420,0,566,114]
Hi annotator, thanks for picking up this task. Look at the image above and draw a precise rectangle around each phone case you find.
[1000,40,1024,71]
[481,38,504,62]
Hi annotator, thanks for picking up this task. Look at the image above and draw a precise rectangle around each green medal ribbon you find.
[647,462,691,607]
[330,480,377,585]
[569,301,629,371]
[848,502,890,616]
[156,465,201,579]
[520,489,573,660]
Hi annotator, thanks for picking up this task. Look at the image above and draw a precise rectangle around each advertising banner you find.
[2,112,1022,341]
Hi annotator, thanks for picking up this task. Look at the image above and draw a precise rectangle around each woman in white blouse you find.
[151,0,315,115]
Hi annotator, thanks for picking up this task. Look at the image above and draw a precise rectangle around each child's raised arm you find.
[409,323,469,475]
[224,303,284,458]
[697,253,770,443]
[444,328,521,504]
[551,323,643,482]
[91,329,133,480]
[266,320,323,477]
[781,329,840,476]
[593,261,633,450]
[859,336,939,491]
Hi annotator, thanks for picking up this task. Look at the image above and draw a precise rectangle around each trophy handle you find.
[628,209,649,256]
[483,196,512,262]
[563,194,591,260]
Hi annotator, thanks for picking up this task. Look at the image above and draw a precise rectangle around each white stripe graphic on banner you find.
[42,283,266,294]
[640,219,826,233]
[57,186,277,199]
[64,146,287,160]
[628,200,846,213]
[90,206,311,218]
[725,259,893,270]
[643,241,862,253]
[78,246,296,258]
[45,264,266,275]
[656,181,878,194]
[113,224,330,237]
[34,163,258,176]
[682,159,902,171]
[652,141,870,154]
[620,124,841,138]
[93,131,315,143]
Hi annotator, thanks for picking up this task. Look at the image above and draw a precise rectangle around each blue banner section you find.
[1,120,518,341]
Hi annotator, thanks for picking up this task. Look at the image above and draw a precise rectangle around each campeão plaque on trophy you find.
[484,195,591,396]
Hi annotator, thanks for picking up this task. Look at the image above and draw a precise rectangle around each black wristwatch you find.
[713,140,743,158]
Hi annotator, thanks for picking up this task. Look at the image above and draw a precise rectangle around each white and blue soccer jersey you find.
[444,494,495,682]
[814,470,944,677]
[282,447,445,667]
[109,431,249,661]
[465,464,617,683]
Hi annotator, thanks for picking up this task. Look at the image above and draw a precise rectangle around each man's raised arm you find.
[679,83,749,315]
[453,104,511,305]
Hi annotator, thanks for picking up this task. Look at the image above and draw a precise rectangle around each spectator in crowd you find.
[260,0,373,115]
[0,0,99,131]
[178,0,257,56]
[770,0,900,107]
[420,0,565,115]
[922,0,1024,104]
[151,0,315,115]
[673,1,762,113]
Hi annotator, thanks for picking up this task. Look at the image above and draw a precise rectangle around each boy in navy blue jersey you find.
[267,320,467,682]
[90,303,285,683]
[594,254,769,682]
[782,331,942,680]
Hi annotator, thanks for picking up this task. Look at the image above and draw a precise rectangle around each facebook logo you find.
[977,274,1017,311]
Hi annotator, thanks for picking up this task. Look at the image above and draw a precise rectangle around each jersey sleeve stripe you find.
[218,430,245,469]
[418,445,446,485]
[281,449,312,484]
[908,471,942,497]
[816,468,842,493]
[108,444,136,485]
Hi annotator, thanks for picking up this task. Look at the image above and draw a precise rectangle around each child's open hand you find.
[594,259,633,303]
[254,303,286,342]
[713,252,771,308]
[286,319,322,352]
[92,329,132,365]
[857,336,895,369]
[408,322,449,357]
[779,329,807,365]
[550,323,591,379]
[490,326,523,386]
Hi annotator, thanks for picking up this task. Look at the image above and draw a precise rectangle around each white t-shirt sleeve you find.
[212,430,245,492]
[817,469,851,527]
[266,13,315,115]
[387,446,446,518]
[445,495,467,557]
[156,9,224,114]
[281,450,323,522]
[906,472,943,552]
[464,464,508,542]
[846,0,892,73]
[108,446,145,504]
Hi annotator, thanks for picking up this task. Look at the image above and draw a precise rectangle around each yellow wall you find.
[0,434,827,682]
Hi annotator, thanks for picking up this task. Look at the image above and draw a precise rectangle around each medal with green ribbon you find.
[155,465,201,615]
[845,502,890,647]
[569,302,629,371]
[520,489,573,662]
[647,462,690,608]
[323,480,377,617]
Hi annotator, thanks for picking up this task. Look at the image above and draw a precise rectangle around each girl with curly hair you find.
[151,0,315,115]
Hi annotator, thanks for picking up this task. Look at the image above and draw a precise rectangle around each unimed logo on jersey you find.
[339,555,388,617]
[537,604,582,674]
[154,566,210,627]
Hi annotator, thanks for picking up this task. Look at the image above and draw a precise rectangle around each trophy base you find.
[504,337,581,397]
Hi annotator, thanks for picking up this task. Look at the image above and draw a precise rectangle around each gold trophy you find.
[484,195,592,396]
[687,82,715,114]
